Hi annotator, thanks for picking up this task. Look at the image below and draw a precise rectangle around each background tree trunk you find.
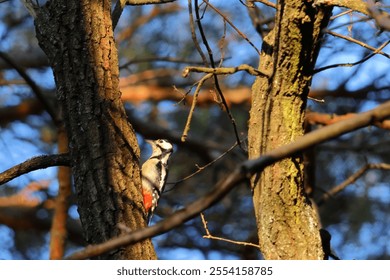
[248,1,332,259]
[34,0,156,259]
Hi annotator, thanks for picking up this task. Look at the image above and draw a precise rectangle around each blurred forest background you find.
[0,0,389,259]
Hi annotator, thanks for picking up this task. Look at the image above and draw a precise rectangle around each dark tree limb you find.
[0,51,60,126]
[0,154,70,186]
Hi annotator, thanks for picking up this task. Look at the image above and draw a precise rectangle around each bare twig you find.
[330,9,354,21]
[325,30,390,59]
[116,4,180,42]
[313,0,369,15]
[306,111,390,130]
[0,51,61,126]
[112,0,177,29]
[0,154,71,186]
[119,56,208,69]
[126,0,176,4]
[317,163,390,206]
[328,16,372,31]
[240,0,254,8]
[182,64,267,77]
[188,0,209,66]
[314,40,390,73]
[204,0,261,55]
[65,100,390,260]
[126,108,229,162]
[181,73,213,141]
[171,140,240,186]
[252,0,276,9]
[200,213,260,248]
[194,0,243,148]
[309,84,390,100]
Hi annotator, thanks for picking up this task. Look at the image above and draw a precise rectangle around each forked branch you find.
[200,213,260,249]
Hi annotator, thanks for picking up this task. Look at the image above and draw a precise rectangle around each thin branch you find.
[181,73,213,142]
[313,0,369,15]
[306,111,390,130]
[0,51,61,126]
[330,9,354,21]
[314,40,390,73]
[119,56,208,69]
[200,213,261,248]
[309,84,390,100]
[171,140,240,187]
[325,30,390,59]
[116,4,180,42]
[194,0,243,148]
[126,0,177,5]
[112,0,127,29]
[188,0,209,66]
[65,100,390,260]
[113,0,178,30]
[240,0,255,8]
[328,16,372,31]
[204,0,261,55]
[126,108,229,162]
[252,0,276,9]
[317,163,390,206]
[0,154,71,186]
[182,64,267,77]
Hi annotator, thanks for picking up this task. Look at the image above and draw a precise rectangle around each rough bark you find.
[248,1,332,259]
[34,0,156,259]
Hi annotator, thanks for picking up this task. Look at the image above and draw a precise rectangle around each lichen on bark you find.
[248,0,332,259]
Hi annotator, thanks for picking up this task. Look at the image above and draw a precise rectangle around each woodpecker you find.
[141,139,173,223]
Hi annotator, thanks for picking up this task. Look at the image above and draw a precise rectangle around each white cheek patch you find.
[157,140,173,151]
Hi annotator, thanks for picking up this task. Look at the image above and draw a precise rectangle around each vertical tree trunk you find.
[248,1,332,259]
[34,0,156,259]
[49,126,71,259]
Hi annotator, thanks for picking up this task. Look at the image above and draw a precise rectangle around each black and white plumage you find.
[141,139,173,223]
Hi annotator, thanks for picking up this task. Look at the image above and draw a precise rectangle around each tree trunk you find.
[34,0,156,259]
[248,1,332,259]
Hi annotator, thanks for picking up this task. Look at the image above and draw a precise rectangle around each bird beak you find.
[145,139,153,145]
